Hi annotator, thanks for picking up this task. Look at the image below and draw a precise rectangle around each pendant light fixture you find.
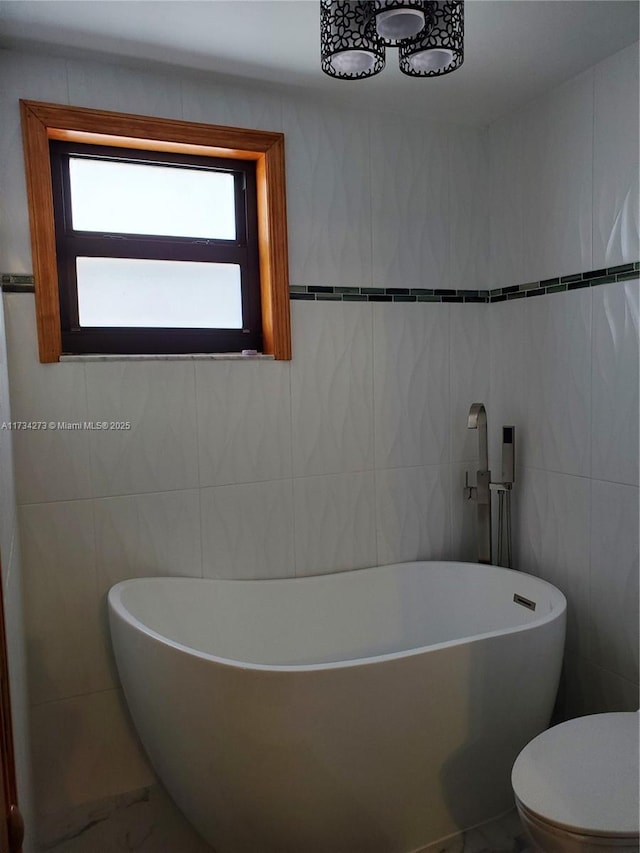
[399,0,464,77]
[372,0,429,43]
[320,0,386,80]
[320,0,464,80]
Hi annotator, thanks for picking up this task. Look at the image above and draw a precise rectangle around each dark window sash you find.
[49,139,262,354]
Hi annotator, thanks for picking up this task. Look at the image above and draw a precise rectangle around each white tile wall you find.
[181,74,283,132]
[593,42,640,269]
[291,301,373,477]
[283,98,373,289]
[66,58,183,118]
[514,468,591,660]
[201,480,295,579]
[449,128,490,291]
[196,360,292,486]
[85,361,199,497]
[450,304,490,464]
[490,41,639,286]
[5,295,93,505]
[293,471,377,576]
[376,464,451,566]
[94,489,202,592]
[19,500,112,705]
[520,289,592,476]
[373,303,449,469]
[489,112,526,289]
[491,280,640,719]
[590,480,640,683]
[591,279,639,485]
[520,70,593,282]
[370,115,449,290]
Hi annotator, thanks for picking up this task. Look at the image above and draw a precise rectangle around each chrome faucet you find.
[465,403,492,564]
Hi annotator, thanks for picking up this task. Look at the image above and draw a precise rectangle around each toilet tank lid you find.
[512,712,640,836]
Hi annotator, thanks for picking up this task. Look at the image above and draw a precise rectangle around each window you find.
[50,141,261,354]
[20,100,291,361]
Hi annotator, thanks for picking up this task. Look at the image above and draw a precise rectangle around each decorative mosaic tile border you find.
[290,285,488,303]
[289,262,639,302]
[2,262,639,301]
[1,274,35,293]
[488,262,639,303]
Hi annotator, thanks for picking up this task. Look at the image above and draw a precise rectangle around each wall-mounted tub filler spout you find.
[465,403,492,564]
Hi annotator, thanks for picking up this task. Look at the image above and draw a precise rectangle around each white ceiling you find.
[0,0,638,125]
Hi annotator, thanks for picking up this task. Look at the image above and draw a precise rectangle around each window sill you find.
[59,353,275,362]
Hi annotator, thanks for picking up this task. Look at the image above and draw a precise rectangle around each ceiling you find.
[0,0,638,125]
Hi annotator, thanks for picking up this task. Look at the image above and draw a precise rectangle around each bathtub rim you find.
[107,560,567,674]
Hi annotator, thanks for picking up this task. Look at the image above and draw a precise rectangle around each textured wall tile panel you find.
[201,480,295,579]
[291,302,373,477]
[19,500,112,705]
[31,689,154,817]
[563,654,639,718]
[591,279,639,485]
[4,295,92,504]
[487,299,526,475]
[94,489,202,687]
[86,361,199,497]
[181,75,282,131]
[488,113,525,289]
[593,43,640,269]
[0,50,70,272]
[590,479,639,683]
[376,464,451,566]
[450,303,490,463]
[95,489,202,592]
[514,467,591,660]
[450,462,479,563]
[521,70,593,282]
[196,360,292,486]
[449,127,490,290]
[521,289,592,476]
[66,57,183,118]
[283,98,372,289]
[371,115,449,290]
[373,303,449,469]
[293,471,376,576]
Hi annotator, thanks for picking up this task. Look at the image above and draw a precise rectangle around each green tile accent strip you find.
[4,266,637,305]
[589,275,616,286]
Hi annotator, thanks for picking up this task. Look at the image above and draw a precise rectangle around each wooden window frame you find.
[20,100,291,362]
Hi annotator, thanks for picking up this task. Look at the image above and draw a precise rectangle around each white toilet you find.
[511,712,639,852]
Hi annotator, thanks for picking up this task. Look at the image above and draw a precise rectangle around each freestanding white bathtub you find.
[108,561,566,853]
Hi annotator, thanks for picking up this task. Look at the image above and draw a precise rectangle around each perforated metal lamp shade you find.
[399,0,464,77]
[320,0,386,80]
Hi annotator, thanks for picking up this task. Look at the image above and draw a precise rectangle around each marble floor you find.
[38,784,533,853]
[421,808,534,853]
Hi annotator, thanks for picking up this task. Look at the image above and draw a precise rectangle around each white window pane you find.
[76,257,242,328]
[69,158,236,240]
